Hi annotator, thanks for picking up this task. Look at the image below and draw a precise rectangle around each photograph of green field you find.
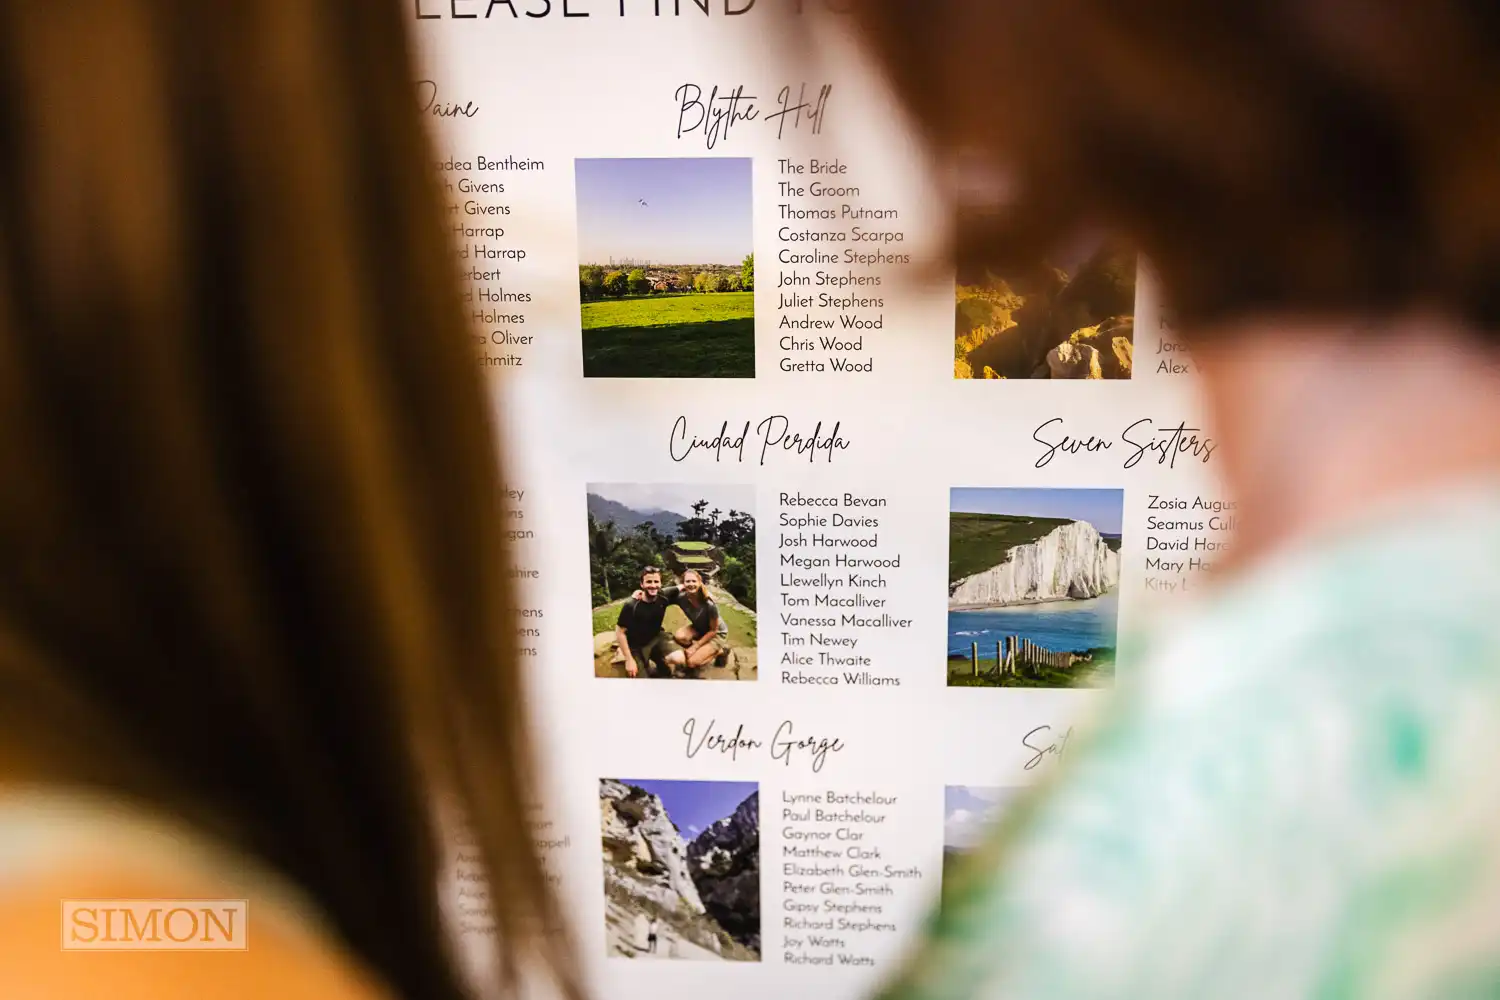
[576,157,754,379]
[582,290,754,379]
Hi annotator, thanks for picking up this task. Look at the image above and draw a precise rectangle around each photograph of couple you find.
[615,566,730,679]
[589,483,758,681]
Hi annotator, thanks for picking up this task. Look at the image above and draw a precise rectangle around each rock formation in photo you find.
[956,240,1136,380]
[599,780,759,961]
[686,791,760,952]
[949,520,1120,608]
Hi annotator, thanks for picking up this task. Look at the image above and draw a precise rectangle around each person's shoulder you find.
[0,864,390,1000]
[1147,515,1500,713]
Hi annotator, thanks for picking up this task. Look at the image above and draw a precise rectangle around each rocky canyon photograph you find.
[600,778,761,961]
[954,237,1136,379]
[947,487,1123,687]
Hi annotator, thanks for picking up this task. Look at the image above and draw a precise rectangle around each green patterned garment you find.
[886,484,1500,1000]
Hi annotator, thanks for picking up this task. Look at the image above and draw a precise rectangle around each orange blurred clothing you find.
[0,789,388,1000]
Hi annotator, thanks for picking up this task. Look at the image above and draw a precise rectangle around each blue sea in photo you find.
[947,592,1119,658]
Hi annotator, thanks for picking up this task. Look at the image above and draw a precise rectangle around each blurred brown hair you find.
[841,0,1500,330]
[0,3,576,999]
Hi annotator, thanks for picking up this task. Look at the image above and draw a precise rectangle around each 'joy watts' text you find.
[684,718,847,773]
[670,415,851,465]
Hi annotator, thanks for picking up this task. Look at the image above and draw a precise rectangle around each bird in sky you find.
[638,198,649,207]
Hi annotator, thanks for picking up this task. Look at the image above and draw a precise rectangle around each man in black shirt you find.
[614,566,676,678]
[630,568,731,677]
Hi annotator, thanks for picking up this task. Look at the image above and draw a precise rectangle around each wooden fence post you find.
[971,642,978,677]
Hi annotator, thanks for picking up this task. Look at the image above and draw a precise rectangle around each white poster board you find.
[414,6,1226,997]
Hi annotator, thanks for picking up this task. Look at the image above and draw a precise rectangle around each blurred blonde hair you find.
[0,3,577,998]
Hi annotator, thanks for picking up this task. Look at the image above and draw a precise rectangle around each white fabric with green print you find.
[880,481,1500,1000]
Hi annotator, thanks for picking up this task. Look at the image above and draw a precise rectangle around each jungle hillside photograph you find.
[588,483,757,681]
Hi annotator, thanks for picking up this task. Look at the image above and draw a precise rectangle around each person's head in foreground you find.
[833,2,1500,999]
[0,4,577,999]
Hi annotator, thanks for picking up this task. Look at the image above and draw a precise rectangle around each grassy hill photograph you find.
[949,511,1082,582]
[948,488,1123,688]
[588,483,757,681]
[942,786,1019,912]
[576,158,754,379]
[955,238,1136,379]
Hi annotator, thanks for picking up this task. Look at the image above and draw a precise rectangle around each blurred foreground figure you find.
[0,4,578,999]
[847,3,1500,998]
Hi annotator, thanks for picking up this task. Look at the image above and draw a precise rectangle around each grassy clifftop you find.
[948,512,1076,584]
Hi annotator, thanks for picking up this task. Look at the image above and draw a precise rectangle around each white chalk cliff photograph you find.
[947,487,1122,688]
[600,778,760,961]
